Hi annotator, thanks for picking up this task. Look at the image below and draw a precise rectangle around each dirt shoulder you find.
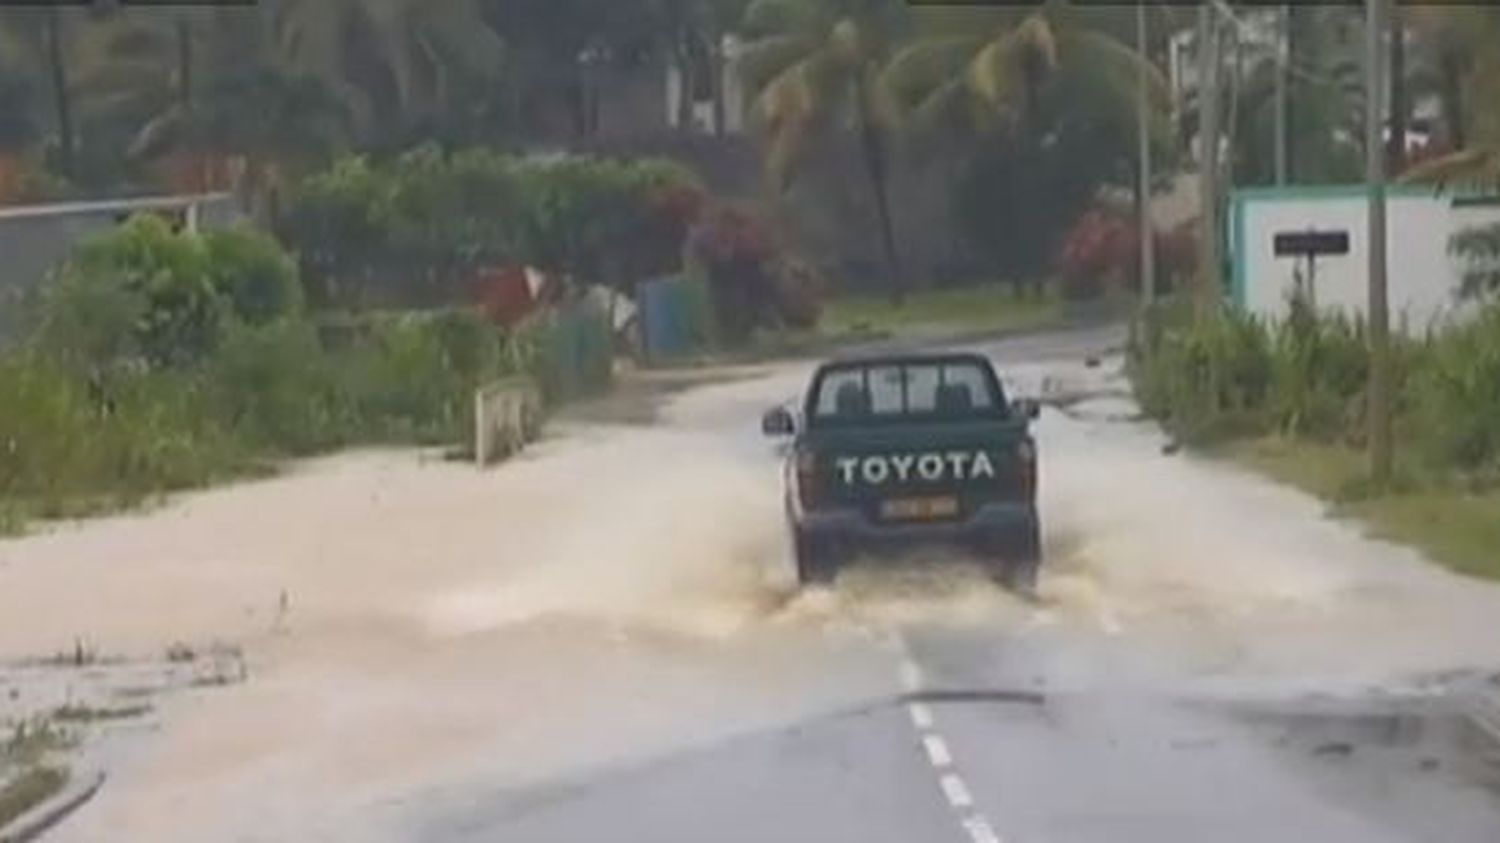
[1221,437,1500,583]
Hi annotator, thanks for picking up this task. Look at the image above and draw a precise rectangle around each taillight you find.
[796,447,821,509]
[1015,439,1037,499]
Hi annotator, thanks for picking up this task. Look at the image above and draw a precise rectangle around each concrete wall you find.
[1228,186,1500,334]
[0,194,243,345]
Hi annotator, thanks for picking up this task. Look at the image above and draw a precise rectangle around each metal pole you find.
[1137,1,1156,306]
[1365,0,1393,483]
[1274,4,1289,185]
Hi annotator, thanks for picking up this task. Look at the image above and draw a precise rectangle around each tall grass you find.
[0,215,618,535]
[1133,293,1500,484]
[0,306,610,534]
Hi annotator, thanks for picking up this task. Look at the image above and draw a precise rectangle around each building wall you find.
[1229,186,1500,333]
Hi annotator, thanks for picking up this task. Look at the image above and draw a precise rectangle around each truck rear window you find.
[809,359,1005,425]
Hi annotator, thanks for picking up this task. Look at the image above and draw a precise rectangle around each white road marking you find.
[908,702,934,730]
[892,631,1008,841]
[939,773,973,809]
[962,815,1004,843]
[922,734,953,768]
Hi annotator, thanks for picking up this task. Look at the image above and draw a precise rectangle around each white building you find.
[1227,186,1500,334]
[664,35,747,135]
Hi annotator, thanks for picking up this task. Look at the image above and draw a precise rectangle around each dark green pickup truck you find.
[762,352,1041,591]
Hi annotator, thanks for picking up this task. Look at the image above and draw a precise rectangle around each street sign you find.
[1274,230,1350,258]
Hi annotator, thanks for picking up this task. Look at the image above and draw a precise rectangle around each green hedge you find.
[280,145,702,309]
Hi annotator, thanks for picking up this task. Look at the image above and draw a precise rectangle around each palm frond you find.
[736,33,815,97]
[966,12,1056,111]
[742,0,829,39]
[882,35,981,116]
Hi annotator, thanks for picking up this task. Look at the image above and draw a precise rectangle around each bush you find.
[1267,293,1369,440]
[1133,293,1495,485]
[3,185,626,529]
[1056,207,1135,301]
[63,215,225,368]
[682,201,818,344]
[36,216,305,373]
[1131,301,1273,443]
[1408,304,1500,472]
[208,321,348,454]
[205,226,305,326]
[281,149,704,310]
[0,352,243,514]
[32,263,147,374]
[1056,207,1198,301]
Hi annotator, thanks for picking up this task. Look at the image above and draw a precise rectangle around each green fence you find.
[523,301,614,404]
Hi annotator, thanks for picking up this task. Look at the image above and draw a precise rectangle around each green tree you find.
[1403,4,1500,187]
[480,0,660,139]
[1229,6,1364,187]
[882,0,1167,286]
[738,0,908,302]
[268,0,503,144]
[0,57,39,154]
[887,1,1165,154]
[0,8,89,177]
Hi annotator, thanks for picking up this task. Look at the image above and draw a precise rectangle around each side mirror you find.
[762,406,795,437]
[1013,398,1041,421]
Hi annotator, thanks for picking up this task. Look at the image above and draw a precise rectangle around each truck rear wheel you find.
[994,518,1041,597]
[794,530,838,587]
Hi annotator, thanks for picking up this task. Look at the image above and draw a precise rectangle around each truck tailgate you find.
[803,420,1032,521]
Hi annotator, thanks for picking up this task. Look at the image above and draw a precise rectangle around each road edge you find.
[1467,687,1500,759]
[0,768,104,843]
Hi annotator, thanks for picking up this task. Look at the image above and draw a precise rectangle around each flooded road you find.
[4,325,1500,841]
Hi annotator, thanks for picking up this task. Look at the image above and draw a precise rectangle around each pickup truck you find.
[762,352,1041,592]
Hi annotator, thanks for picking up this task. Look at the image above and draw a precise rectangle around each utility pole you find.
[1137,0,1156,307]
[44,7,74,179]
[1196,2,1223,318]
[1387,5,1407,174]
[1274,3,1289,185]
[1365,0,1393,483]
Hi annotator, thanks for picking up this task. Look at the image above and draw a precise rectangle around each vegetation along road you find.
[1,326,1497,842]
[5,0,1500,839]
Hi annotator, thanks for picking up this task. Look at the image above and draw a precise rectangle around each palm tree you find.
[130,67,350,221]
[737,0,908,302]
[887,1,1166,150]
[1403,5,1500,188]
[268,0,503,144]
[1229,6,1364,187]
[882,0,1166,293]
[0,9,81,178]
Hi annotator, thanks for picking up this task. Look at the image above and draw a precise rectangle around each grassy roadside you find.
[821,286,1066,336]
[0,767,68,829]
[1224,437,1500,582]
[0,719,71,830]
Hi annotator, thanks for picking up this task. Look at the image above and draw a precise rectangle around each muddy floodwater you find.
[3,328,1499,841]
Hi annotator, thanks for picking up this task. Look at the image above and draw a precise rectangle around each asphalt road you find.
[18,325,1500,842]
[412,325,1500,843]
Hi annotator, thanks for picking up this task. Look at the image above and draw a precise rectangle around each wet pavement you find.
[4,324,1500,841]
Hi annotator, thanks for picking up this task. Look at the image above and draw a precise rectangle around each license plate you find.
[881,496,960,521]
